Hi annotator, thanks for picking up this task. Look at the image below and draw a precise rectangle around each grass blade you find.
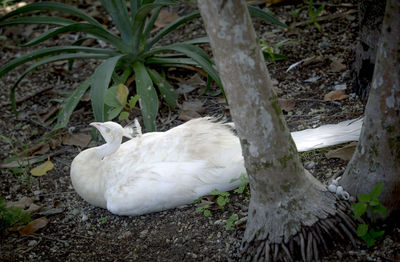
[248,5,288,28]
[90,55,125,122]
[20,23,130,52]
[54,77,92,130]
[148,43,223,91]
[145,57,198,67]
[132,0,177,52]
[142,6,162,42]
[147,68,177,106]
[10,53,111,115]
[0,16,75,26]
[100,0,132,43]
[133,61,159,131]
[183,36,209,45]
[146,10,200,50]
[0,1,102,27]
[0,46,118,78]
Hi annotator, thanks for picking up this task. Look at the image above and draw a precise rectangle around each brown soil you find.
[0,1,399,261]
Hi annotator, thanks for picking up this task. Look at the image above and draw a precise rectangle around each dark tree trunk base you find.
[241,195,359,262]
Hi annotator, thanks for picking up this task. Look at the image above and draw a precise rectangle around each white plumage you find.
[70,117,362,216]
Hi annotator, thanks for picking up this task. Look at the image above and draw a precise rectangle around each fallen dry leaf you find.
[279,98,296,112]
[324,90,349,101]
[325,142,357,161]
[154,9,180,28]
[330,57,347,72]
[18,217,49,235]
[30,157,54,177]
[62,133,91,147]
[178,110,202,121]
[181,100,204,112]
[19,142,50,157]
[26,203,42,213]
[0,155,45,169]
[6,196,33,209]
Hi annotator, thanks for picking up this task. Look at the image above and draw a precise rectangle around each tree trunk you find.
[341,0,400,215]
[352,0,385,102]
[198,1,356,260]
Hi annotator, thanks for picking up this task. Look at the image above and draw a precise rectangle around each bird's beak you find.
[90,122,101,128]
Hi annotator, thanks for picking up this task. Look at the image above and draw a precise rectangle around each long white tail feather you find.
[291,118,363,152]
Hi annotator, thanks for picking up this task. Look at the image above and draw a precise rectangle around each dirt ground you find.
[0,1,399,261]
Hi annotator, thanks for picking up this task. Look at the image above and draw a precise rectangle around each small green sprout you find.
[225,213,238,231]
[352,183,387,247]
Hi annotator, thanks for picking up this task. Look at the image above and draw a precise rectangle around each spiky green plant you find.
[0,1,286,131]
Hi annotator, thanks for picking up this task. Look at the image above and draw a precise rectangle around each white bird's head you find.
[89,122,133,159]
[90,122,126,143]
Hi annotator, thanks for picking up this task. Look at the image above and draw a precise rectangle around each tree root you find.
[241,196,358,262]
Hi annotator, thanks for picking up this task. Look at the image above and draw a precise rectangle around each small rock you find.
[334,84,347,90]
[70,209,80,216]
[336,251,342,259]
[81,213,88,221]
[383,237,393,247]
[28,240,38,247]
[140,229,148,238]
[348,250,357,256]
[305,161,315,169]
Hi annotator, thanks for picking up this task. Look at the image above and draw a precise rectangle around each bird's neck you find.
[96,137,121,159]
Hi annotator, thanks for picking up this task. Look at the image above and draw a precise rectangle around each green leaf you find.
[358,193,370,202]
[352,202,367,219]
[21,23,130,52]
[107,106,124,120]
[0,46,117,79]
[118,111,130,120]
[132,61,159,131]
[0,16,75,27]
[142,6,162,42]
[145,57,199,67]
[0,2,102,27]
[147,43,223,92]
[371,205,387,217]
[370,183,383,200]
[100,0,132,44]
[203,209,211,217]
[9,53,110,115]
[370,228,384,239]
[217,196,228,207]
[131,0,177,52]
[225,214,238,230]
[183,36,209,45]
[247,5,288,28]
[356,224,368,237]
[91,55,125,122]
[146,10,200,50]
[362,234,376,247]
[104,87,122,107]
[54,77,92,130]
[128,95,140,109]
[147,68,177,106]
[370,199,380,206]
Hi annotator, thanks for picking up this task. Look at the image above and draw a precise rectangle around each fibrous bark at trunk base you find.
[197,0,359,260]
[342,0,400,215]
[242,195,359,261]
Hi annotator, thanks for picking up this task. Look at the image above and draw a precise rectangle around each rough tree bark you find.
[352,0,386,102]
[198,1,356,260]
[341,0,400,215]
